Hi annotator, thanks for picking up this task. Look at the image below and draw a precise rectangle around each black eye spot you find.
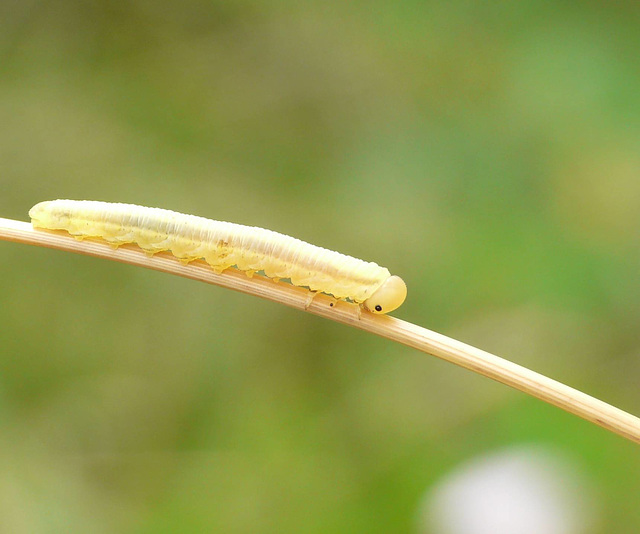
[375,305,382,312]
[329,302,334,307]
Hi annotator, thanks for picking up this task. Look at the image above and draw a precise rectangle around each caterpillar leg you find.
[304,291,318,310]
[356,304,362,320]
[205,260,226,275]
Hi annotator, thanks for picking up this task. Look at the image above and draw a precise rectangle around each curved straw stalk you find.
[1,216,639,444]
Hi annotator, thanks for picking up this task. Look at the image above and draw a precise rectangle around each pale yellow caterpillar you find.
[29,200,407,314]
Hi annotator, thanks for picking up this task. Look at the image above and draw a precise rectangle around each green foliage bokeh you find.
[1,1,639,532]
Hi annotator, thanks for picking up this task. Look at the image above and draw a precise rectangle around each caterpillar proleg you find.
[29,200,407,314]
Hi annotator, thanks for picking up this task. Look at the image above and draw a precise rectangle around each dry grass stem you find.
[1,216,639,444]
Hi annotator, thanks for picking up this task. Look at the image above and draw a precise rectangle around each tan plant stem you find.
[1,216,639,444]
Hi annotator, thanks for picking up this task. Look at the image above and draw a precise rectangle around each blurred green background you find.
[1,1,639,532]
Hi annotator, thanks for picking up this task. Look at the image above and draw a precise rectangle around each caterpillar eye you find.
[375,305,382,312]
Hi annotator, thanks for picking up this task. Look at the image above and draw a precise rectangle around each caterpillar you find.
[29,200,407,314]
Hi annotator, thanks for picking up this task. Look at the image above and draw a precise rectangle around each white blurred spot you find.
[419,446,598,534]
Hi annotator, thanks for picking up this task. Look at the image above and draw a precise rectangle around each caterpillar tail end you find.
[29,200,70,230]
[29,201,54,228]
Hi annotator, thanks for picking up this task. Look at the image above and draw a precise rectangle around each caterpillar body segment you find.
[29,200,407,314]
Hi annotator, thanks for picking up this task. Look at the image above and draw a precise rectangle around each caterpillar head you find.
[363,275,407,314]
